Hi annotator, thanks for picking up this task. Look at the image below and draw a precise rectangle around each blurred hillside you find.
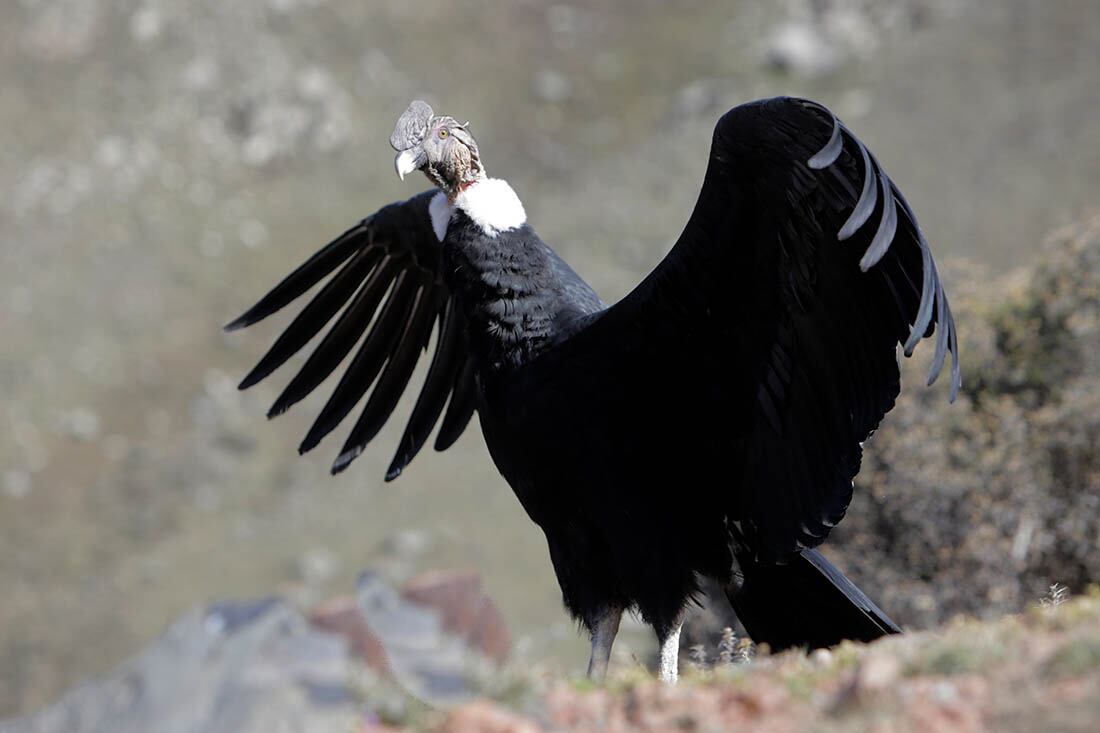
[2,0,1100,718]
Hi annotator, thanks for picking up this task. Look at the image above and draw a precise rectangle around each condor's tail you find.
[726,548,901,651]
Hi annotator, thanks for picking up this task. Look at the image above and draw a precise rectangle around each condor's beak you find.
[394,148,427,181]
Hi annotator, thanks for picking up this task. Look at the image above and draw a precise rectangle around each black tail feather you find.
[726,548,900,652]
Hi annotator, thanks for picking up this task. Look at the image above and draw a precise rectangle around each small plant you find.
[1041,582,1070,608]
[717,627,737,666]
[689,643,708,670]
[737,637,755,664]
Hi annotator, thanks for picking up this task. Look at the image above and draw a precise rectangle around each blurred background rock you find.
[1,0,1098,719]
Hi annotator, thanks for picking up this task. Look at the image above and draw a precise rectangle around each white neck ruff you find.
[454,178,527,237]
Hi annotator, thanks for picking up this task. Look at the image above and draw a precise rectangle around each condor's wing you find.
[226,190,477,479]
[559,97,960,562]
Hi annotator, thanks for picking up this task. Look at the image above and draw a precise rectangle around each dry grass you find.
[418,590,1100,732]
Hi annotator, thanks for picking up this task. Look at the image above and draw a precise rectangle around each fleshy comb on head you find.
[390,100,435,152]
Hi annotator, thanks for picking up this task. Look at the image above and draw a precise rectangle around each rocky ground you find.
[4,576,1099,732]
[463,590,1100,733]
[3,0,1100,721]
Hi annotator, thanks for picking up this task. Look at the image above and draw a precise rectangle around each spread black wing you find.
[562,97,960,562]
[225,190,476,479]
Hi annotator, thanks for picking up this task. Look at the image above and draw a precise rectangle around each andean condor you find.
[226,97,960,682]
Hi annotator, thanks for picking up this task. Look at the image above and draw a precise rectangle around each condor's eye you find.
[438,129,449,139]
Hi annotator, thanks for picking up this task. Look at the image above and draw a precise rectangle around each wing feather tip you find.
[331,447,362,475]
[298,433,321,455]
[857,174,898,272]
[858,243,890,272]
[838,142,877,241]
[224,316,251,332]
[433,431,458,452]
[949,349,961,404]
[922,330,961,404]
[807,114,843,170]
[239,367,270,391]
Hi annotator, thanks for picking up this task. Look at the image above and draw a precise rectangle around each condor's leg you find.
[656,620,683,684]
[586,607,622,680]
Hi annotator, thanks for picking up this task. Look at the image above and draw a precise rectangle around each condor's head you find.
[391,100,484,198]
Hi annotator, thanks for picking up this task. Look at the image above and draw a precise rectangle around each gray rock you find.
[1,571,510,732]
[356,572,490,708]
[0,599,355,733]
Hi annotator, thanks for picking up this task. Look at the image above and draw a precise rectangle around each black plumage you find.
[227,191,479,478]
[227,97,959,678]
